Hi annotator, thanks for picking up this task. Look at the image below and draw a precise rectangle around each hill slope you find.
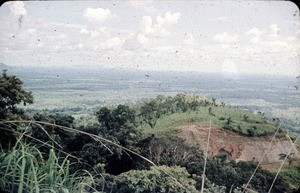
[138,94,300,167]
[177,124,300,164]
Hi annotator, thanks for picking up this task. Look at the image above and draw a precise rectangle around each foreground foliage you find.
[0,139,93,193]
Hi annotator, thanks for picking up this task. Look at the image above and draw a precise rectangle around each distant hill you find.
[0,62,9,69]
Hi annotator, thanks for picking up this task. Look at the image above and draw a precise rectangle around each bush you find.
[138,135,204,173]
[247,128,255,137]
[114,166,198,193]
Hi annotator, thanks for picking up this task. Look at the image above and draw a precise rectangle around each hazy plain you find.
[8,65,299,131]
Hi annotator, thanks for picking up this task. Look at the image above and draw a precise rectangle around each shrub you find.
[114,166,198,193]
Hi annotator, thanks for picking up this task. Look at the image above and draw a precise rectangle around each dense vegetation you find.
[0,71,299,193]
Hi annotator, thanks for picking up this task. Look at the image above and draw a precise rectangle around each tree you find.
[96,104,137,132]
[139,100,160,128]
[243,114,249,122]
[204,100,210,107]
[95,106,113,128]
[212,98,216,106]
[112,104,136,128]
[175,94,188,112]
[0,70,34,148]
[30,113,75,150]
[224,117,233,130]
[247,128,255,137]
[0,70,33,120]
[208,107,214,116]
[94,105,142,174]
[189,100,199,111]
[279,153,296,165]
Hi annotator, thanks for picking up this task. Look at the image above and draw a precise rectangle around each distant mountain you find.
[0,62,9,69]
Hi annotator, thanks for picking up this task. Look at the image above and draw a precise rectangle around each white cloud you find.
[122,11,181,50]
[140,16,154,35]
[156,11,181,26]
[102,37,123,49]
[141,11,180,38]
[213,32,238,44]
[80,27,107,38]
[140,16,167,38]
[6,1,27,28]
[80,28,89,34]
[81,28,99,38]
[83,7,112,22]
[8,1,26,16]
[270,24,280,34]
[269,24,280,41]
[245,27,264,37]
[245,27,264,43]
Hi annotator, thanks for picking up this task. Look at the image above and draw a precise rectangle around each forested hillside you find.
[1,71,299,193]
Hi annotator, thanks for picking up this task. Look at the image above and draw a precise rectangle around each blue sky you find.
[0,1,299,75]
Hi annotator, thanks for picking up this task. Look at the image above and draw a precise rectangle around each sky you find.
[0,1,299,76]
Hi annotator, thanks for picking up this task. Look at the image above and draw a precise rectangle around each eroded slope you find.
[177,124,300,164]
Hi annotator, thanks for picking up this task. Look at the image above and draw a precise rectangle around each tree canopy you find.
[0,70,33,120]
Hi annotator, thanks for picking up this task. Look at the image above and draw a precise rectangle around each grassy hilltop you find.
[136,94,279,136]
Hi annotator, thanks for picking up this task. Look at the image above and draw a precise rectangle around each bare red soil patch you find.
[176,124,300,166]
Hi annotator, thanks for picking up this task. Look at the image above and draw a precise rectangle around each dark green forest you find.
[0,70,299,193]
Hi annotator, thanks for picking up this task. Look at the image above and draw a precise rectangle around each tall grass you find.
[0,138,94,193]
